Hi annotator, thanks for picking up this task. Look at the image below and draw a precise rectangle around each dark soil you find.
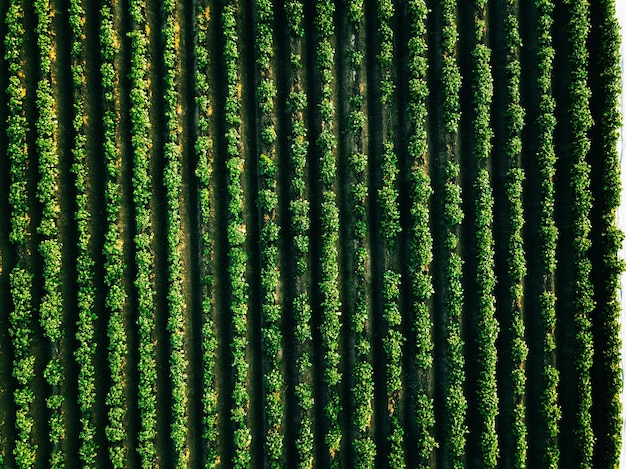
[363,1,388,465]
[52,0,82,462]
[552,0,576,466]
[238,0,265,465]
[209,0,235,463]
[178,0,204,465]
[82,0,111,463]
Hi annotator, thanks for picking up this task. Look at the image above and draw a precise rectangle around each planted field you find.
[0,0,623,467]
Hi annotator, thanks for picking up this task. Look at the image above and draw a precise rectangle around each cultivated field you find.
[0,0,623,467]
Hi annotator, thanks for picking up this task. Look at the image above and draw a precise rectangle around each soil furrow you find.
[210,0,235,462]
[334,2,355,465]
[179,0,204,465]
[144,1,173,465]
[424,1,448,465]
[52,0,82,464]
[456,0,482,465]
[273,0,298,464]
[115,0,141,462]
[82,0,109,462]
[551,0,576,465]
[363,0,387,464]
[517,0,545,465]
[489,3,514,463]
[394,0,418,464]
[238,0,264,464]
[302,0,325,464]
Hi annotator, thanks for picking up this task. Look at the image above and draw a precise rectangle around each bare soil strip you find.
[178,0,204,465]
[301,1,325,464]
[209,0,235,461]
[334,3,355,465]
[423,1,448,465]
[394,0,419,464]
[489,0,517,463]
[363,0,388,464]
[145,1,174,465]
[456,0,481,465]
[517,0,547,465]
[82,0,111,462]
[115,0,141,462]
[273,1,298,464]
[552,0,577,465]
[52,0,82,463]
[238,0,265,465]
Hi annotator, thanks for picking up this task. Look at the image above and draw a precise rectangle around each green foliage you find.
[591,1,625,465]
[256,0,285,465]
[128,0,158,465]
[68,0,99,464]
[535,0,560,464]
[195,4,219,465]
[223,3,252,466]
[314,2,342,465]
[566,1,595,465]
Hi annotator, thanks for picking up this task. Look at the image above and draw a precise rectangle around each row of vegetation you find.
[223,2,251,466]
[100,0,130,465]
[161,0,188,465]
[470,2,499,467]
[1,0,624,467]
[285,1,314,466]
[591,0,624,467]
[440,0,466,466]
[345,1,375,467]
[503,1,528,466]
[5,1,36,466]
[315,1,342,465]
[566,0,595,466]
[194,1,219,465]
[128,0,158,464]
[69,0,99,464]
[34,0,66,465]
[535,0,560,465]
[375,0,404,467]
[256,0,284,466]
[407,1,436,466]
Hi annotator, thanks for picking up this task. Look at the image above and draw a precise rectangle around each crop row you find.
[223,2,251,466]
[346,1,375,467]
[407,0,436,466]
[503,2,528,467]
[128,0,158,464]
[69,0,98,464]
[315,1,342,464]
[255,0,284,465]
[441,0,466,465]
[194,1,219,465]
[161,1,188,465]
[285,1,314,466]
[566,0,595,466]
[100,1,129,465]
[376,0,404,466]
[471,3,499,467]
[6,3,37,466]
[592,1,624,466]
[34,0,66,465]
[535,0,560,465]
